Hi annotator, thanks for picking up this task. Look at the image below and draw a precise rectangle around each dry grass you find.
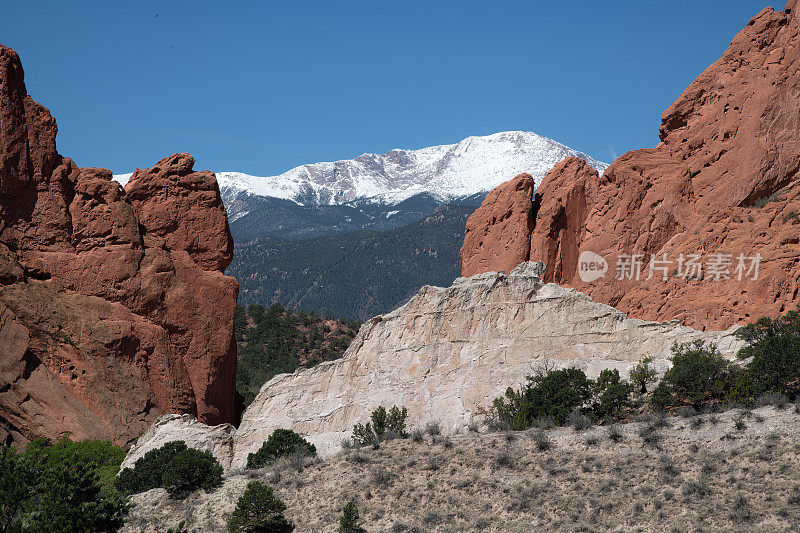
[123,406,800,532]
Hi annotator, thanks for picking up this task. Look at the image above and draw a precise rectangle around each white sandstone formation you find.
[120,414,236,471]
[123,263,743,468]
[231,262,741,462]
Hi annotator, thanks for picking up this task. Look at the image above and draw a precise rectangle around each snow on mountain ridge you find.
[214,131,607,207]
[113,131,608,211]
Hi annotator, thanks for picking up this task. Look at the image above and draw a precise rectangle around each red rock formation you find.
[0,44,239,447]
[528,158,601,285]
[461,1,800,330]
[460,173,534,277]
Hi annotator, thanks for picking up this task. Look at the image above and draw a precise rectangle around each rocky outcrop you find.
[227,262,741,461]
[124,263,743,467]
[120,414,235,471]
[460,173,535,277]
[461,1,800,330]
[0,44,238,447]
[528,158,601,284]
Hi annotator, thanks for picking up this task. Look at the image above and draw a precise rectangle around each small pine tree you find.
[386,406,408,438]
[246,429,317,469]
[1,440,128,532]
[116,440,188,494]
[227,481,294,532]
[736,307,800,398]
[161,447,223,498]
[351,421,379,447]
[629,356,658,394]
[352,405,408,446]
[651,340,736,410]
[493,367,593,429]
[592,369,634,420]
[116,440,222,499]
[370,406,388,440]
[338,500,366,533]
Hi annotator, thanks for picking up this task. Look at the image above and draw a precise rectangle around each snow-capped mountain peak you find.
[113,131,607,225]
[211,131,607,210]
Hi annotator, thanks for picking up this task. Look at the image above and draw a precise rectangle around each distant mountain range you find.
[227,204,475,320]
[214,130,607,210]
[116,131,607,241]
[114,131,606,318]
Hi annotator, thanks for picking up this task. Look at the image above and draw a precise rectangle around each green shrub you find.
[26,435,125,494]
[116,441,222,499]
[592,368,634,420]
[338,500,366,533]
[725,369,759,407]
[629,356,658,394]
[162,448,224,498]
[246,429,317,469]
[352,406,408,446]
[493,368,593,430]
[1,439,128,533]
[0,446,29,532]
[383,406,409,438]
[227,481,294,532]
[736,307,800,399]
[116,440,186,494]
[650,341,737,410]
[492,366,634,430]
[351,424,378,447]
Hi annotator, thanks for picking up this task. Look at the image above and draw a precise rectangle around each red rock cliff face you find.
[460,173,535,278]
[461,1,800,330]
[0,45,239,446]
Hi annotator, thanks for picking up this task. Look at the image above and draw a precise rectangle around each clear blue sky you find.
[1,0,778,175]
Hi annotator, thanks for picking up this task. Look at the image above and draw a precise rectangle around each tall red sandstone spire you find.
[461,1,800,330]
[460,173,534,278]
[0,44,239,446]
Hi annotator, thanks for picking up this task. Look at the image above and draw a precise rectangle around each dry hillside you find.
[124,404,800,532]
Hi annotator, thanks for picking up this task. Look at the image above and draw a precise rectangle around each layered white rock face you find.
[120,414,236,471]
[124,264,743,468]
[232,262,742,462]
